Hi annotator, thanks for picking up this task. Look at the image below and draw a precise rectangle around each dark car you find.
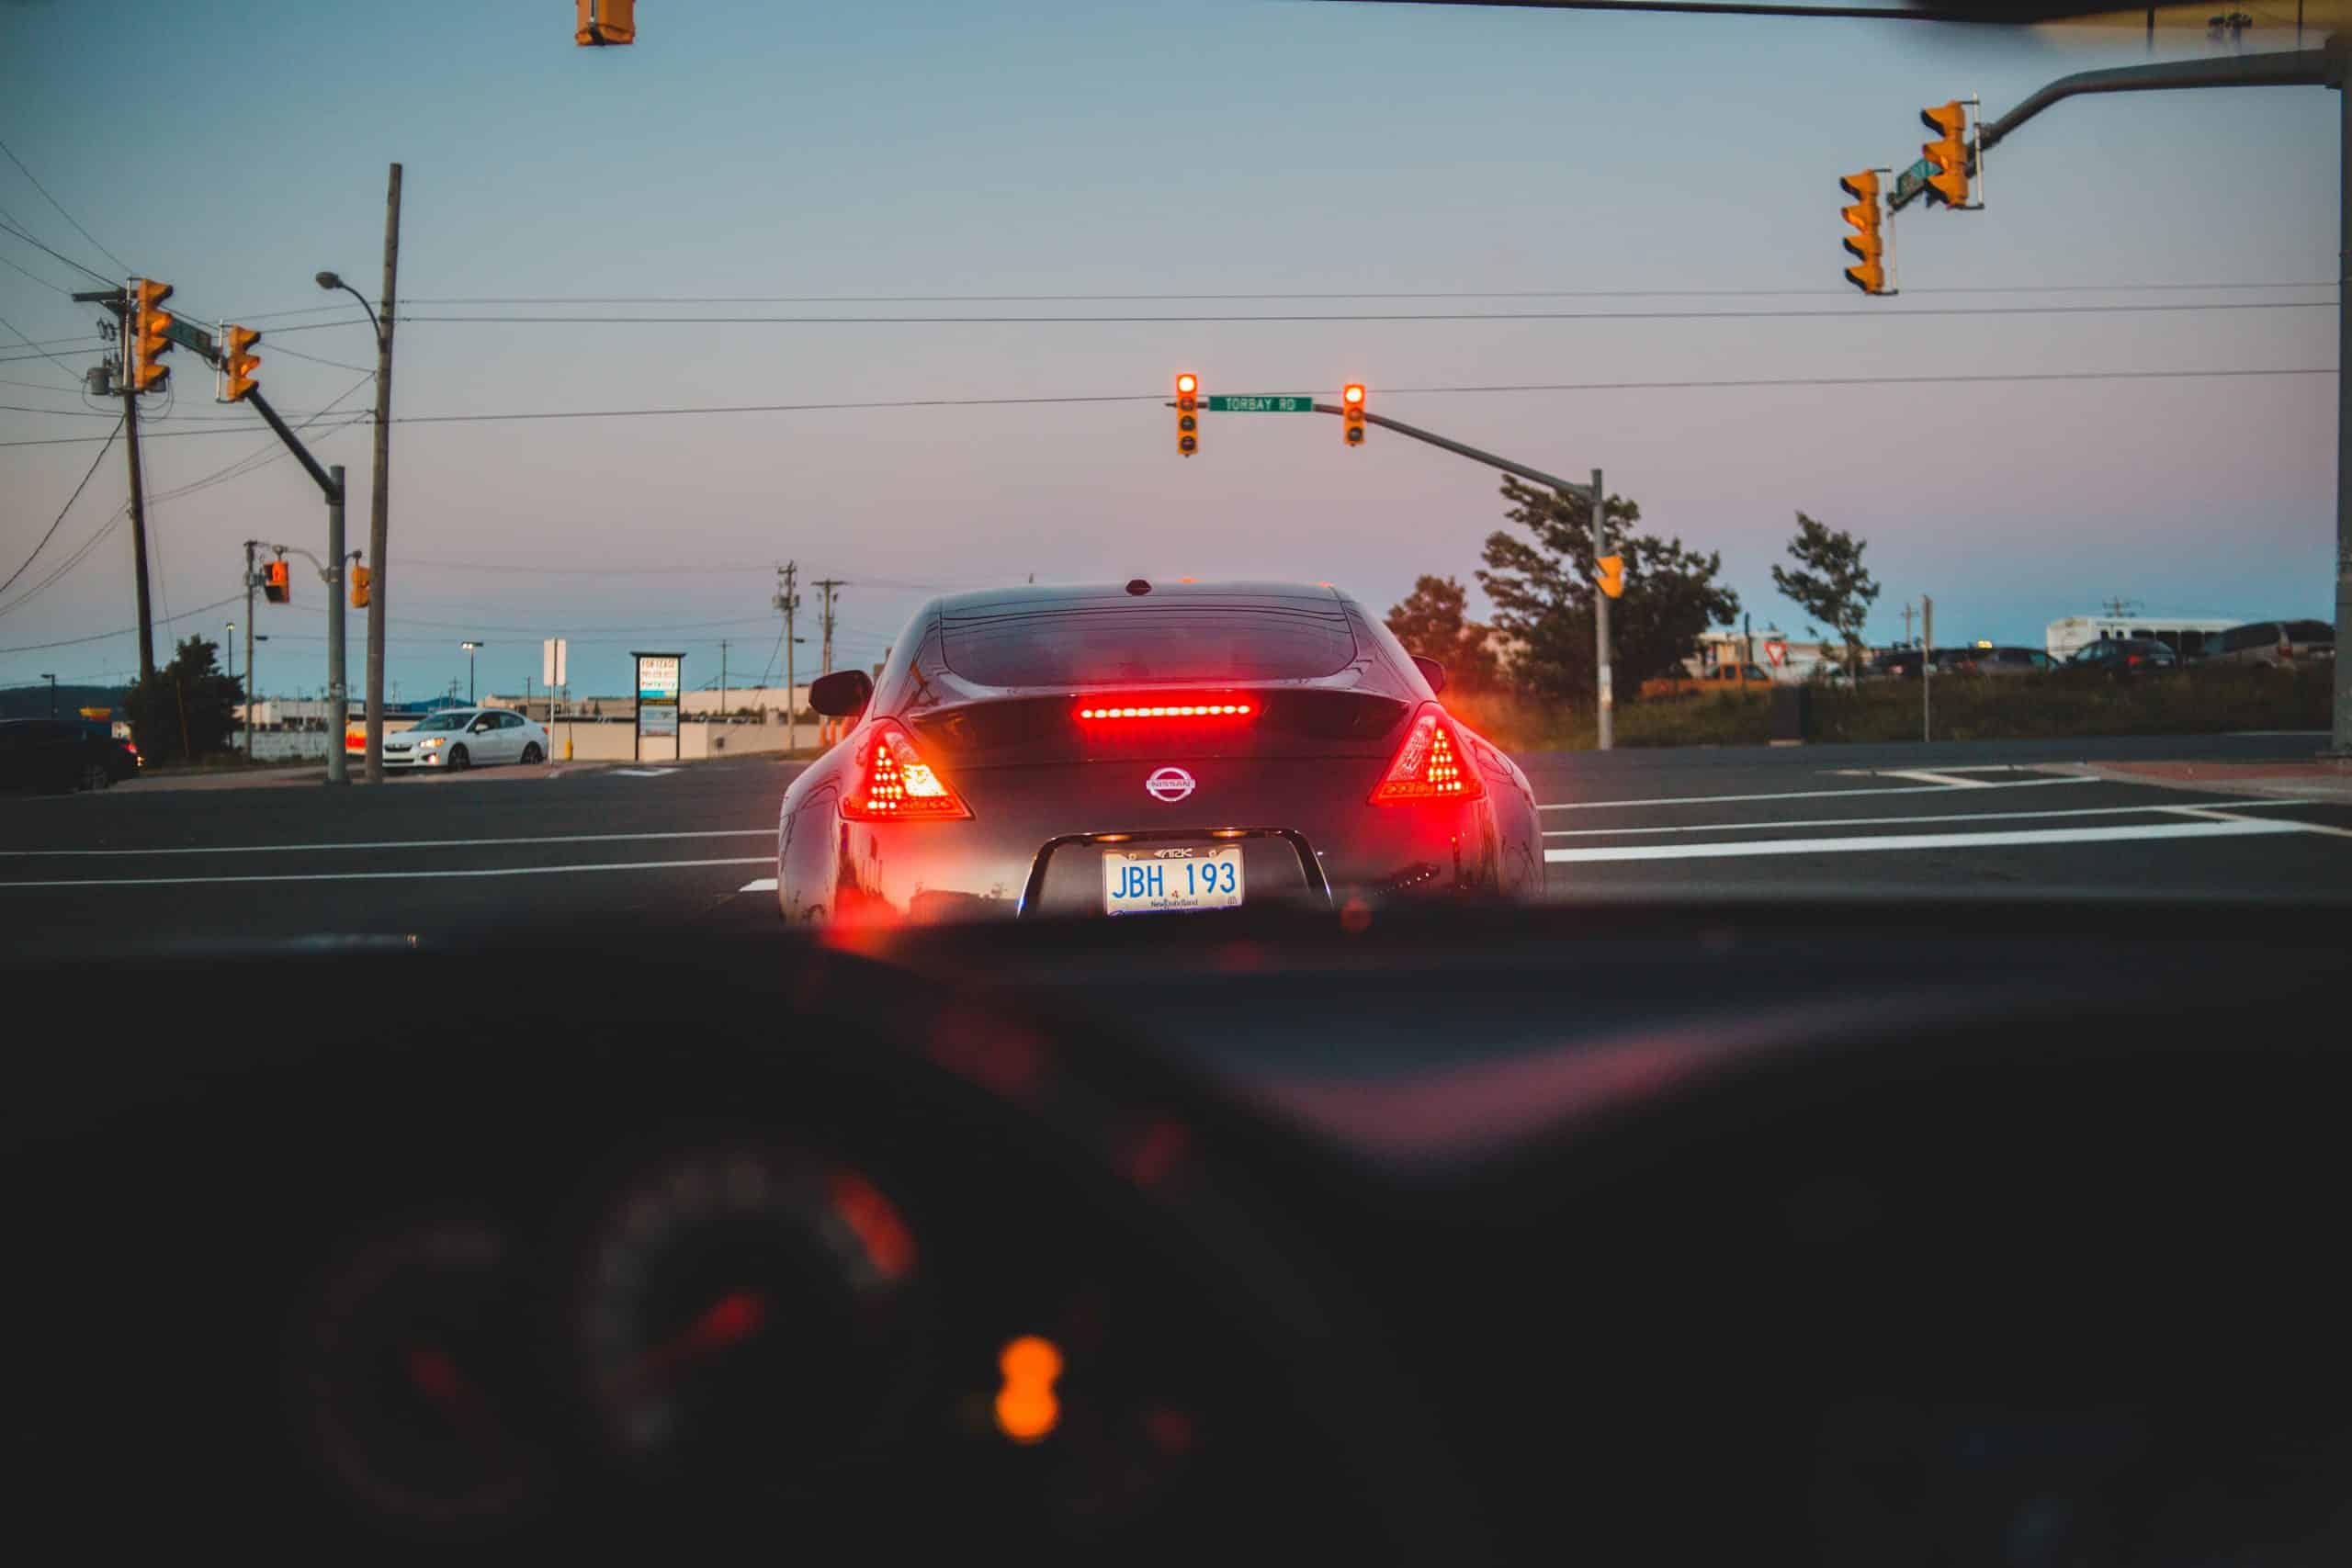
[1943,645,2054,677]
[0,718,141,795]
[775,580,1545,924]
[2199,619,2336,670]
[1862,649,1924,680]
[2065,637,2178,679]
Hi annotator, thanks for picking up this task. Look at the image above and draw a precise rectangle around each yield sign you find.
[1764,638,1788,667]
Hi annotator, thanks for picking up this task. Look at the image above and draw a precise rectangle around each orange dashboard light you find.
[994,1335,1063,1444]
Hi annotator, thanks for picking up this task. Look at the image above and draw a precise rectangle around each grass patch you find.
[1442,664,2331,751]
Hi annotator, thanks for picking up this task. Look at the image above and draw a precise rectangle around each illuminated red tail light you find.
[840,719,971,821]
[1369,703,1485,805]
[1075,700,1253,721]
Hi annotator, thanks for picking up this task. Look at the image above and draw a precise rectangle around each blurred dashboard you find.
[5,899,2348,1564]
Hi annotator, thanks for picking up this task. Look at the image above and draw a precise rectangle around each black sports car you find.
[776,581,1544,923]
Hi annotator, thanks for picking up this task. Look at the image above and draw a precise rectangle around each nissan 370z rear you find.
[775,581,1544,925]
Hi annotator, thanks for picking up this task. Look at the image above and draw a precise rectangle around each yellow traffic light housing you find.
[1342,383,1365,448]
[220,324,261,403]
[1920,101,1972,208]
[1596,554,1625,600]
[576,0,635,45]
[1176,372,1199,457]
[263,559,290,604]
[350,564,371,609]
[1839,171,1886,296]
[132,278,174,393]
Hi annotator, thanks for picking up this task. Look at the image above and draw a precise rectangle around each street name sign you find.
[1206,395,1314,412]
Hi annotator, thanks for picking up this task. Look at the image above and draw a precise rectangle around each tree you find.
[121,637,243,765]
[1384,574,1501,692]
[1476,476,1740,705]
[1770,513,1881,682]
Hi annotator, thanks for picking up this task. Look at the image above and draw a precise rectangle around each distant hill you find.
[0,683,129,721]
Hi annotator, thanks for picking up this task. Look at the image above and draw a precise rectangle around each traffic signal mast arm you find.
[1885,45,2329,212]
[1309,400,1595,502]
[242,387,345,504]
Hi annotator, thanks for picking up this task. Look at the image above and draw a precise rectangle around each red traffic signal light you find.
[576,0,635,45]
[132,278,174,393]
[1342,383,1365,447]
[1176,372,1199,457]
[263,560,290,604]
[1920,101,1972,208]
[1838,171,1885,296]
[221,324,261,403]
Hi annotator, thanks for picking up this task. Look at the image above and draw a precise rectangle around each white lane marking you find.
[1830,763,2047,777]
[1545,818,2307,864]
[0,829,771,859]
[1538,776,2095,811]
[1873,768,1996,788]
[612,767,679,777]
[2166,804,2352,840]
[1544,798,2298,839]
[738,876,779,893]
[0,856,774,891]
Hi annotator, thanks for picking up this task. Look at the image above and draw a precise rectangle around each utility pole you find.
[1921,594,1935,745]
[774,562,800,752]
[242,540,257,761]
[1591,470,1611,752]
[718,639,729,721]
[326,467,348,784]
[814,578,847,678]
[364,164,401,784]
[120,337,154,684]
[1901,602,1916,646]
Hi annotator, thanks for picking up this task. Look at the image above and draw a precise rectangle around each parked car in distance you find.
[2199,620,2335,670]
[2064,637,2178,679]
[1639,662,1774,700]
[1861,649,1924,681]
[1942,645,2055,677]
[0,717,142,794]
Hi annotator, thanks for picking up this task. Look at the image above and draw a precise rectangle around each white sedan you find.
[379,707,550,772]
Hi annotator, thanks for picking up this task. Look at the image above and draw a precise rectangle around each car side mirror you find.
[1409,655,1447,695]
[809,669,874,718]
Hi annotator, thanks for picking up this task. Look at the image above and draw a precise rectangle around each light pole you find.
[319,186,398,784]
[461,640,482,705]
[40,672,55,718]
[225,621,236,683]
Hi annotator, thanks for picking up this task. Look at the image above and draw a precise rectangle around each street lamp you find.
[40,672,56,718]
[225,621,236,682]
[461,640,483,705]
[318,260,396,784]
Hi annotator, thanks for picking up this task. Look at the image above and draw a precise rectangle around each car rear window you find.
[2284,621,2334,642]
[939,605,1358,687]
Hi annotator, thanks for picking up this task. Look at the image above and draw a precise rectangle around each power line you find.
[264,341,378,375]
[0,216,115,288]
[385,300,2334,326]
[0,136,130,276]
[215,280,2338,318]
[0,413,119,600]
[0,365,2332,449]
[0,594,240,655]
[0,251,75,297]
[0,310,92,383]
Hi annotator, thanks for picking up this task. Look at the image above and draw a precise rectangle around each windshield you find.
[940,607,1358,687]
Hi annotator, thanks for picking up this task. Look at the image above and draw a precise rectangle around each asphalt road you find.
[4,732,2346,956]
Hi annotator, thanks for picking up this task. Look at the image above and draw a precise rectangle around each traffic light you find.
[1176,372,1199,457]
[575,0,635,44]
[220,324,261,403]
[1596,554,1625,600]
[1839,171,1885,296]
[350,564,371,609]
[132,278,174,393]
[1920,100,1972,208]
[1342,383,1365,448]
[263,560,289,604]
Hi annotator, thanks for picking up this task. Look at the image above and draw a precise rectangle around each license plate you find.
[1102,845,1244,916]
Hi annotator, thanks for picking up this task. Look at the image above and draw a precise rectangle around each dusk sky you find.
[1,0,2335,703]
